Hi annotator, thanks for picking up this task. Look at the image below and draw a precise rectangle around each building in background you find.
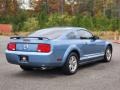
[0,24,12,34]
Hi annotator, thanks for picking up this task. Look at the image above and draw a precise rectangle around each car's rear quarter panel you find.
[52,40,81,65]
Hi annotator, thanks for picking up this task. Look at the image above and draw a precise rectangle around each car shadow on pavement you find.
[78,61,106,71]
[11,68,66,79]
[9,61,106,79]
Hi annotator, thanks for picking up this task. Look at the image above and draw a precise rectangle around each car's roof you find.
[40,27,86,31]
[29,27,88,39]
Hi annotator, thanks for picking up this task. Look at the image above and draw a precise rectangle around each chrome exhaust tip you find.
[41,67,47,70]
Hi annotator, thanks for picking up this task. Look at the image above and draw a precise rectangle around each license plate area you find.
[19,55,29,62]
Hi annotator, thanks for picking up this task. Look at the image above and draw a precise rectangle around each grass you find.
[93,31,120,40]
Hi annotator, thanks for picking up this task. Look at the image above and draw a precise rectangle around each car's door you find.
[76,29,101,60]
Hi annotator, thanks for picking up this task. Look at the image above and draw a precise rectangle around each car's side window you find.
[67,32,77,39]
[77,30,93,39]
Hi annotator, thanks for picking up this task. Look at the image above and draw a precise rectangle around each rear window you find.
[29,28,67,39]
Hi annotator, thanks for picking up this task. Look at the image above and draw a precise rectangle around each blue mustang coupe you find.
[6,27,112,75]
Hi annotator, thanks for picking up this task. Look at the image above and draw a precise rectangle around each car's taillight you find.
[37,44,51,53]
[7,43,16,51]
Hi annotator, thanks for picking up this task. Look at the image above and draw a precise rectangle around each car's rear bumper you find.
[5,50,63,67]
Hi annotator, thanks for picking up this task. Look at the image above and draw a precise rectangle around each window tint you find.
[67,32,77,39]
[29,29,67,39]
[77,30,93,39]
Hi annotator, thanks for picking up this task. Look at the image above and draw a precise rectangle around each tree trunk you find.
[59,0,64,14]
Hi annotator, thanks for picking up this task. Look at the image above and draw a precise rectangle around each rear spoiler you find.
[10,37,50,40]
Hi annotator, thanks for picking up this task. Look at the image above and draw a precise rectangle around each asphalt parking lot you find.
[0,36,120,90]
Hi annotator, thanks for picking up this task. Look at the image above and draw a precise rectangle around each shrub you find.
[37,11,48,28]
[46,13,75,27]
[11,11,28,32]
[0,10,120,32]
[22,17,39,32]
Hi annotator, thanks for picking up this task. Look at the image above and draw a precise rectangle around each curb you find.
[113,40,120,44]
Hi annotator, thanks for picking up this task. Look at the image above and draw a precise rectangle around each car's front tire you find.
[62,52,79,75]
[20,65,33,71]
[103,46,112,62]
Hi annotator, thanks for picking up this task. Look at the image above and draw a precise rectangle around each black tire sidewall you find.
[104,47,112,62]
[63,52,79,75]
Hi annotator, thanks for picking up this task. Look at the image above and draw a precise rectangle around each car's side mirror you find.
[92,36,99,40]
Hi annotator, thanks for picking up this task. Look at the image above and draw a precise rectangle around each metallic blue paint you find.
[5,27,112,68]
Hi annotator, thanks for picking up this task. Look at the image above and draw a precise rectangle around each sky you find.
[17,0,33,10]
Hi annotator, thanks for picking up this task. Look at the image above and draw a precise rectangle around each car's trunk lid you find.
[10,37,51,52]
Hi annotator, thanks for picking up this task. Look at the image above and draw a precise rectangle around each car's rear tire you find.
[62,52,79,75]
[103,46,112,62]
[20,65,33,71]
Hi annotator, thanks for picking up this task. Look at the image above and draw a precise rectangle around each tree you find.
[59,0,65,14]
[65,0,78,15]
[0,0,19,16]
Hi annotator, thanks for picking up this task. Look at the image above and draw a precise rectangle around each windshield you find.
[29,28,68,39]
